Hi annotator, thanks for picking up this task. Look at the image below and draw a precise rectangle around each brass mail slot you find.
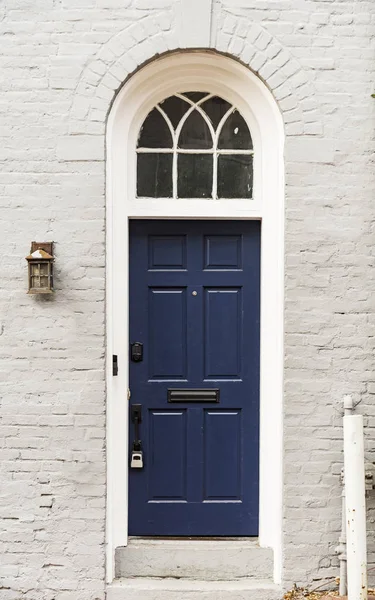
[168,389,220,403]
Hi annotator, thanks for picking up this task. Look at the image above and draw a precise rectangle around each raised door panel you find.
[148,410,188,501]
[204,235,242,270]
[148,235,187,270]
[203,410,242,501]
[204,288,242,379]
[148,288,187,380]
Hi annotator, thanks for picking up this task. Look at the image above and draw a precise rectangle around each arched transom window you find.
[136,92,253,200]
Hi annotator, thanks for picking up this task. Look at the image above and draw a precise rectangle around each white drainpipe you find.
[343,405,368,600]
[337,466,347,597]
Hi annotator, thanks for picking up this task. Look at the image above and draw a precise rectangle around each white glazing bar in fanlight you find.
[212,152,217,199]
[135,196,254,202]
[155,105,177,198]
[173,95,215,199]
[174,92,212,106]
[174,102,216,147]
[213,106,233,199]
[174,117,178,200]
[216,106,235,138]
[173,101,197,199]
[155,105,175,141]
[136,148,174,153]
[136,148,253,154]
[218,148,253,154]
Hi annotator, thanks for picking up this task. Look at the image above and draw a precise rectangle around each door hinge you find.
[112,355,118,376]
[127,388,131,400]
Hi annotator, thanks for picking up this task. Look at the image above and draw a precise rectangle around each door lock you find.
[131,342,143,362]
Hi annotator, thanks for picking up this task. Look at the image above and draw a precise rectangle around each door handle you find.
[130,404,143,469]
[131,403,142,448]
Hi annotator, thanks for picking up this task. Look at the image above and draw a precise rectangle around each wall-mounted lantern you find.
[26,242,54,294]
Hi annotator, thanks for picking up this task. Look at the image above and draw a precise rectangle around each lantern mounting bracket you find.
[31,242,53,255]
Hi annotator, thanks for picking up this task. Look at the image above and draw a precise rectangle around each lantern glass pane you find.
[40,276,49,287]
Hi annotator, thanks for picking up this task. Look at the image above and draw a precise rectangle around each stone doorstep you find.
[107,577,281,600]
[115,537,274,580]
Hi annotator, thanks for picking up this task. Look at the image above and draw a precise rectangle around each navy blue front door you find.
[129,220,260,536]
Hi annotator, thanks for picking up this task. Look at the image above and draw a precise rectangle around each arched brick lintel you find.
[69,13,322,138]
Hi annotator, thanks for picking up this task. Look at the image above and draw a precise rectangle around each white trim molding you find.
[106,52,284,584]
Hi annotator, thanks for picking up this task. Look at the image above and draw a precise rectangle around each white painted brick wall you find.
[0,0,374,597]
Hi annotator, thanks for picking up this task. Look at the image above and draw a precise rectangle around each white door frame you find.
[106,52,284,584]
